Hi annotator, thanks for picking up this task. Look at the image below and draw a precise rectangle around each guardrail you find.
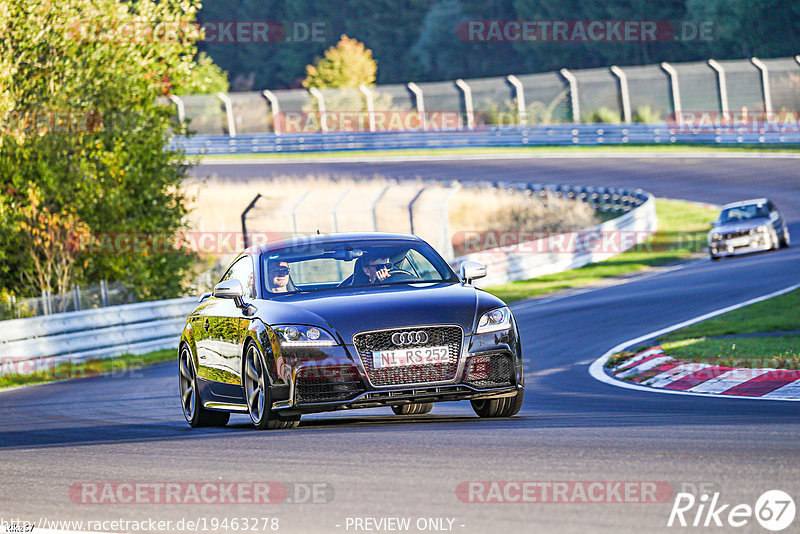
[453,185,656,287]
[0,182,656,376]
[173,124,800,155]
[0,298,196,375]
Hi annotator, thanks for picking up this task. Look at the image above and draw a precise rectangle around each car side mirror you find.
[213,280,257,315]
[460,261,487,284]
[213,280,244,299]
[710,220,718,227]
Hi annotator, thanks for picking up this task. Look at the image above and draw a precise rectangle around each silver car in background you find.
[708,198,790,260]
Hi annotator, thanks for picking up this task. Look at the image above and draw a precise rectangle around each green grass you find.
[659,290,800,340]
[608,290,800,370]
[0,349,175,389]
[197,144,800,160]
[660,336,800,370]
[486,198,718,303]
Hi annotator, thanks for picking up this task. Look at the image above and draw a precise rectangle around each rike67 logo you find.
[668,490,795,531]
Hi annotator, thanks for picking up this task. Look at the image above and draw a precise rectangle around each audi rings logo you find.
[392,331,429,346]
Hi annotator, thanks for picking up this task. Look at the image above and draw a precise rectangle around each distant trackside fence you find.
[167,55,800,153]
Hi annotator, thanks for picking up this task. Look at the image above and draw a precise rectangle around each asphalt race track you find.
[2,155,799,533]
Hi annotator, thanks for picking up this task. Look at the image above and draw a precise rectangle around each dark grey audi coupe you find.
[178,233,524,429]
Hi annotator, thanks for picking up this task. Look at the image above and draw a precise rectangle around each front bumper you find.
[709,233,771,257]
[272,326,524,415]
[275,383,521,415]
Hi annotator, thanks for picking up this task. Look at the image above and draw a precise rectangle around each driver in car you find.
[361,253,392,283]
[268,260,291,293]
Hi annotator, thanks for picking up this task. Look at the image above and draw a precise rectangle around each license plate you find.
[372,346,449,368]
[728,237,750,247]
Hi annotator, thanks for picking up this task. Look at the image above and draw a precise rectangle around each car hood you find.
[710,217,769,236]
[255,282,504,343]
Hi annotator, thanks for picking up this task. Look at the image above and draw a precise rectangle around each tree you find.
[302,35,377,88]
[0,0,210,299]
[176,52,230,95]
[18,188,92,297]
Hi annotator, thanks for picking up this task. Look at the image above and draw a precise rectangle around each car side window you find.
[221,256,256,298]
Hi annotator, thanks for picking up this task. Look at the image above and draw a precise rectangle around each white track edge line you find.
[587,281,800,402]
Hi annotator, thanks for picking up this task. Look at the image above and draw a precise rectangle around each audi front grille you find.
[352,326,462,387]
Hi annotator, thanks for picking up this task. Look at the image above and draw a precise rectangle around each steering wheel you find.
[386,269,416,282]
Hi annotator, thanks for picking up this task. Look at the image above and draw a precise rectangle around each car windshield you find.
[718,203,769,224]
[261,238,458,295]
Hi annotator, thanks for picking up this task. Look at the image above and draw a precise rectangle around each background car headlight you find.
[476,307,513,334]
[273,325,337,347]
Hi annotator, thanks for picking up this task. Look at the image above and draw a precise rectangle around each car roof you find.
[251,232,425,256]
[720,198,769,210]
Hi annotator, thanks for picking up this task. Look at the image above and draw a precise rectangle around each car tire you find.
[392,403,433,415]
[780,228,791,248]
[179,345,230,428]
[471,388,524,418]
[243,342,301,430]
[710,254,720,261]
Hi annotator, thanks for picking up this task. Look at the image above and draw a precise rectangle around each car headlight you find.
[711,233,721,241]
[476,307,513,334]
[756,225,766,233]
[273,325,338,347]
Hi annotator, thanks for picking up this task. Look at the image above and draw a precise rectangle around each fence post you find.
[371,185,390,231]
[454,79,475,130]
[440,182,461,262]
[407,83,426,131]
[100,280,110,308]
[308,88,327,133]
[506,75,527,125]
[408,187,426,235]
[262,90,281,135]
[72,284,81,311]
[750,57,772,114]
[291,190,312,236]
[216,92,237,138]
[660,62,682,125]
[331,189,351,232]
[168,94,185,125]
[707,59,729,116]
[41,289,50,315]
[358,85,376,132]
[610,66,632,124]
[559,69,580,123]
[241,193,263,248]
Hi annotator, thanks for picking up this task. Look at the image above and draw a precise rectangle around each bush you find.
[584,106,622,123]
[633,105,663,123]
